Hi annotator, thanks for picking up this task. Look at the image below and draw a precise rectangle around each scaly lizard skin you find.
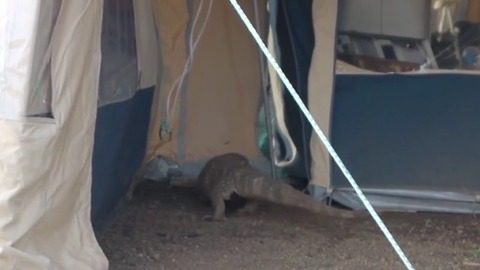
[198,153,365,221]
[198,153,249,200]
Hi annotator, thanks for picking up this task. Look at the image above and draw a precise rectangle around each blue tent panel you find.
[331,74,480,192]
[91,87,154,233]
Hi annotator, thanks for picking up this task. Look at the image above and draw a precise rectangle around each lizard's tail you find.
[234,172,362,219]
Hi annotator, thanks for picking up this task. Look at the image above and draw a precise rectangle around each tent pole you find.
[253,0,277,181]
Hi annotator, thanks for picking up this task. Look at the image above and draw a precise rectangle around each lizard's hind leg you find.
[237,201,259,214]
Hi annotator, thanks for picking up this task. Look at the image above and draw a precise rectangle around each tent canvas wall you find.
[2,0,480,268]
[0,1,108,269]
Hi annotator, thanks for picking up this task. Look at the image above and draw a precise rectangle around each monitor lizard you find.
[198,152,368,221]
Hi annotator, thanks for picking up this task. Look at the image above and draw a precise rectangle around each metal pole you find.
[253,0,277,181]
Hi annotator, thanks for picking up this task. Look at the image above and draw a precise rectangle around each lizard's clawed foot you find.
[202,215,226,222]
[336,208,380,219]
[340,212,358,219]
[237,201,259,214]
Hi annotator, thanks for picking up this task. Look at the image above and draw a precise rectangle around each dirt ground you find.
[99,181,480,270]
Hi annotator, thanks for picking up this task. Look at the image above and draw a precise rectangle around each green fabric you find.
[256,104,286,178]
[256,105,268,157]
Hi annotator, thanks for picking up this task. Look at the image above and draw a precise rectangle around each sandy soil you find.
[99,181,480,270]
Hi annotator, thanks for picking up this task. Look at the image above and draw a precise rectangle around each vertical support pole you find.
[253,0,277,181]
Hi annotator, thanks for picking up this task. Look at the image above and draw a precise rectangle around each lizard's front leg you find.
[202,194,227,222]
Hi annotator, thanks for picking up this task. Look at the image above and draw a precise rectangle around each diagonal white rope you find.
[227,1,415,269]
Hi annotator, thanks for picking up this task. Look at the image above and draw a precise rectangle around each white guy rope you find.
[227,1,414,269]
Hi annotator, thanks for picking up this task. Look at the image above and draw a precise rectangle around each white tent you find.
[1,0,479,268]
